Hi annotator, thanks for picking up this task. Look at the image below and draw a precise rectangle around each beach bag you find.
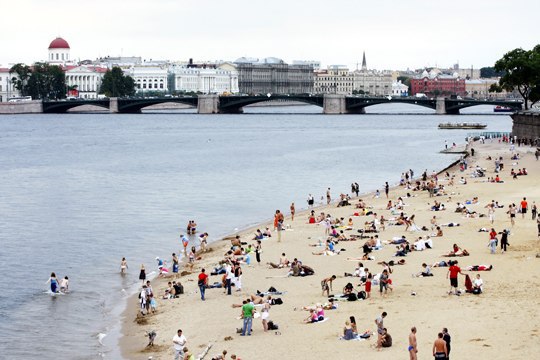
[268,286,277,293]
[357,290,367,300]
[347,293,357,301]
[271,298,283,305]
[268,321,279,330]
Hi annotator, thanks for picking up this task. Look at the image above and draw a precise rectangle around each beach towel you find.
[312,317,329,324]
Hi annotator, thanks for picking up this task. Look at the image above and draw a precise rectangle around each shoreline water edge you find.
[119,138,540,360]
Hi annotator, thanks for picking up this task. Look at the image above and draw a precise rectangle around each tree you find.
[491,45,540,109]
[10,62,65,100]
[100,67,136,97]
[397,76,411,88]
[480,67,505,78]
[9,63,32,97]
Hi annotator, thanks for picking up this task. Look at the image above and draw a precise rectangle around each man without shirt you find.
[409,326,418,359]
[433,332,448,359]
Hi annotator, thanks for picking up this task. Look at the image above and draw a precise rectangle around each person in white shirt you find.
[173,329,187,360]
[472,274,484,294]
[225,263,234,295]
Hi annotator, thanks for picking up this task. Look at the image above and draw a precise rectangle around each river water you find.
[0,104,511,359]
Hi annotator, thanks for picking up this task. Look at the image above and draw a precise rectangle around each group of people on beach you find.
[106,136,540,359]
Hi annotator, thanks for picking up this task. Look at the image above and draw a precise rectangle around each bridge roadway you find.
[42,95,523,114]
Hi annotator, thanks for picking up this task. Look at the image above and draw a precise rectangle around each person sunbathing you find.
[267,253,289,268]
[465,264,493,271]
[442,244,469,257]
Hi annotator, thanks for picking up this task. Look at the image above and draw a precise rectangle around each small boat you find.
[493,106,514,113]
[438,123,487,130]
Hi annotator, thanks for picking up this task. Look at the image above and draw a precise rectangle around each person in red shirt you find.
[520,197,528,219]
[447,260,464,295]
[198,269,209,301]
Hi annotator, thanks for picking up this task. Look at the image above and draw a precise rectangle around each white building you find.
[352,52,393,95]
[47,37,71,65]
[128,65,169,93]
[314,65,353,95]
[171,63,238,94]
[64,65,107,99]
[392,80,409,97]
[0,67,20,102]
[292,60,321,70]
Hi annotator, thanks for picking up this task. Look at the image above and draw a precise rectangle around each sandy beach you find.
[120,139,540,360]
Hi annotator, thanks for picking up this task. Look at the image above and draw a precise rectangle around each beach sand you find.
[120,140,540,360]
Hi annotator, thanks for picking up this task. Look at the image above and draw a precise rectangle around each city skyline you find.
[2,0,539,70]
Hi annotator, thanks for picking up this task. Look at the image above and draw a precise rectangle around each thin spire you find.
[361,51,367,71]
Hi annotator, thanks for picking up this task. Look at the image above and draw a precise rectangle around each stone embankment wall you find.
[511,111,540,140]
[0,101,43,114]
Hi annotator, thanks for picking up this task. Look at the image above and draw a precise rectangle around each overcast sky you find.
[2,0,539,70]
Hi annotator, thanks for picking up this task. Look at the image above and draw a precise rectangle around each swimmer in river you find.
[46,272,59,293]
[120,257,128,274]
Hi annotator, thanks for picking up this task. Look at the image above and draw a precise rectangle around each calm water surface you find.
[0,104,511,359]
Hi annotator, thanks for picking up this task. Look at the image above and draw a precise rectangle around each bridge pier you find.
[109,97,119,113]
[197,94,219,114]
[323,94,347,114]
[436,97,446,115]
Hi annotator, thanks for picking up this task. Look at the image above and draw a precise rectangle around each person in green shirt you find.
[241,299,255,336]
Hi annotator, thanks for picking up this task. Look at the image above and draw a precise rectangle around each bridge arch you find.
[218,95,324,113]
[117,97,198,113]
[445,99,522,114]
[43,100,110,113]
[346,97,437,113]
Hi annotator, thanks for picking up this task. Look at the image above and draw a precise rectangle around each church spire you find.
[361,51,367,71]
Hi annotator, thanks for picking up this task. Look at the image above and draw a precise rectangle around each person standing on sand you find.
[290,202,295,221]
[173,329,187,360]
[384,182,389,199]
[409,326,418,360]
[375,312,387,351]
[234,263,242,292]
[354,182,360,197]
[532,202,537,220]
[447,261,464,295]
[255,240,262,265]
[120,257,128,274]
[326,188,331,204]
[433,332,448,359]
[198,269,208,301]
[241,299,255,336]
[442,328,451,360]
[520,197,528,219]
[225,262,233,295]
[321,275,336,297]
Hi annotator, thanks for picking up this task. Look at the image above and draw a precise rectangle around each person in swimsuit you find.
[120,257,128,274]
[59,276,69,293]
[433,332,448,359]
[409,326,418,359]
[261,300,271,332]
[46,272,59,293]
[290,202,295,221]
[321,275,336,297]
[139,264,146,284]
